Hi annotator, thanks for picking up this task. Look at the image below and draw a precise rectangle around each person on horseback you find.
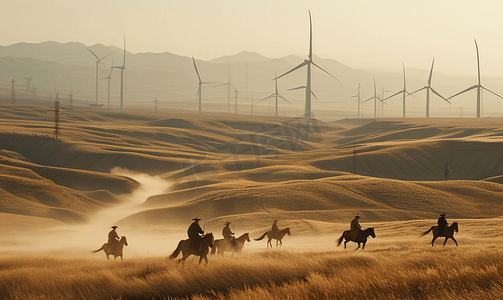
[188,217,204,252]
[108,225,120,252]
[271,219,279,238]
[222,221,236,247]
[350,215,362,240]
[437,213,448,237]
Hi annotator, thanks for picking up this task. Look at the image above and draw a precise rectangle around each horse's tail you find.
[336,234,344,247]
[420,226,435,237]
[92,244,106,253]
[169,241,183,259]
[254,232,268,241]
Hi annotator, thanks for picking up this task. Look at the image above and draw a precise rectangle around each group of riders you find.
[105,214,450,252]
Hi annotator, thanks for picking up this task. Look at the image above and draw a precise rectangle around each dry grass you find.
[1,241,503,300]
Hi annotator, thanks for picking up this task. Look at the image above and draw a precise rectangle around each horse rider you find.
[188,217,204,251]
[222,221,236,247]
[271,219,279,238]
[437,213,448,237]
[108,225,120,251]
[350,215,362,240]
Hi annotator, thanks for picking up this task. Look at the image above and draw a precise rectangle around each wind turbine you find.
[383,64,415,118]
[447,39,503,118]
[260,75,291,117]
[379,88,391,118]
[216,67,233,113]
[100,59,113,108]
[407,58,450,118]
[87,48,112,105]
[112,36,126,111]
[362,78,380,118]
[192,57,214,114]
[351,82,364,118]
[275,10,340,119]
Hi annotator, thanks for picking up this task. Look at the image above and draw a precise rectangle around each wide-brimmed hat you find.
[192,217,202,221]
[225,221,231,225]
[440,213,446,217]
[111,226,118,229]
[355,215,361,219]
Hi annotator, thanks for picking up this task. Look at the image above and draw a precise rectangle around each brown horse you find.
[92,236,128,260]
[255,228,290,248]
[169,233,214,265]
[420,222,459,247]
[337,227,376,250]
[211,233,250,256]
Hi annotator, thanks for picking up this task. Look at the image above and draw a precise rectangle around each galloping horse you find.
[337,227,376,250]
[92,236,128,260]
[211,233,250,256]
[169,233,214,265]
[255,228,291,248]
[420,222,459,247]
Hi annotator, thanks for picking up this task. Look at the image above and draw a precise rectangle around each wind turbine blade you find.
[362,96,376,104]
[215,83,229,87]
[192,57,202,83]
[447,85,478,100]
[195,86,201,101]
[275,61,308,80]
[383,90,403,101]
[98,51,113,62]
[260,93,276,102]
[311,91,318,100]
[409,86,426,96]
[474,39,480,85]
[123,35,126,67]
[312,62,341,83]
[402,63,406,89]
[430,87,449,103]
[428,57,435,86]
[481,86,503,100]
[86,48,99,60]
[308,10,313,61]
[288,86,307,91]
[278,94,292,104]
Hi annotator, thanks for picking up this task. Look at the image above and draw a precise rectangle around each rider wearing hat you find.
[108,225,120,251]
[350,215,362,240]
[222,221,236,247]
[271,219,279,238]
[437,213,448,237]
[188,217,204,251]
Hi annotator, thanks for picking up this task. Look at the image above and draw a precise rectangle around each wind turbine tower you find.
[112,36,126,111]
[275,10,340,119]
[362,78,380,118]
[351,82,363,118]
[447,40,503,118]
[383,64,415,118]
[260,75,291,117]
[87,48,112,105]
[100,60,113,108]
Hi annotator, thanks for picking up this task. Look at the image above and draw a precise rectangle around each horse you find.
[211,233,250,256]
[337,227,376,250]
[92,236,128,260]
[254,228,291,248]
[420,222,459,247]
[169,233,214,265]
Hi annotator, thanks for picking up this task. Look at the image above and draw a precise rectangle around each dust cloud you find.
[0,168,183,258]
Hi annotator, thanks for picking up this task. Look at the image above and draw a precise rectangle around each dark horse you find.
[92,236,128,260]
[420,222,459,247]
[337,228,376,250]
[211,233,250,256]
[255,228,290,248]
[169,233,214,265]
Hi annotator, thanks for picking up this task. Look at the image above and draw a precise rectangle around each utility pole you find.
[441,161,454,180]
[10,79,15,104]
[53,94,61,140]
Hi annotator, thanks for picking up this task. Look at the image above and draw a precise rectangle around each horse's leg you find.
[344,240,348,249]
[362,241,366,250]
[267,237,272,248]
[451,237,459,247]
[431,235,438,247]
[355,242,361,250]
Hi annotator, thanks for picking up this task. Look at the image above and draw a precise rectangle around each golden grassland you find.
[1,237,503,300]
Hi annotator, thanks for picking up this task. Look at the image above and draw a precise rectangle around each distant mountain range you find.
[0,41,501,119]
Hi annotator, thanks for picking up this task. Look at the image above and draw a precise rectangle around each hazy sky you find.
[4,1,503,76]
